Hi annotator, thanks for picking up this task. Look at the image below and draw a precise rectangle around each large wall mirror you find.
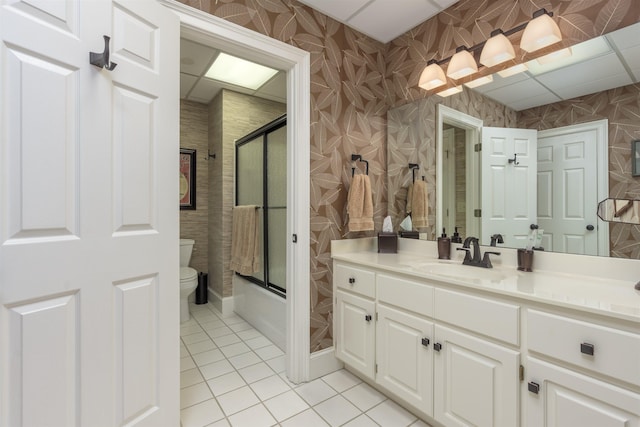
[387,21,640,258]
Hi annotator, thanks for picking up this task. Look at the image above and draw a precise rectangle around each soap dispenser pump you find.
[437,228,451,260]
[451,227,462,243]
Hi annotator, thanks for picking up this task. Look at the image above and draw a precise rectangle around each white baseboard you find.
[207,288,234,317]
[308,347,343,381]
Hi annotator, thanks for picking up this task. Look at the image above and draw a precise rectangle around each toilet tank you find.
[180,239,195,267]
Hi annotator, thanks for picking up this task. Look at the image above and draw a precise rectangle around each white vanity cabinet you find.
[376,274,435,414]
[334,263,376,380]
[333,261,522,425]
[525,309,640,426]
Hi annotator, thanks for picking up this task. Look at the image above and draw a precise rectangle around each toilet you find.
[179,239,198,323]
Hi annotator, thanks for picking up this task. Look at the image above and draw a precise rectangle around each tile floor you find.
[180,302,432,427]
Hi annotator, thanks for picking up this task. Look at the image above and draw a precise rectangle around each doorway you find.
[163,1,311,383]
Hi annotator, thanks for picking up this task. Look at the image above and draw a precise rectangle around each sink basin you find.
[413,261,510,282]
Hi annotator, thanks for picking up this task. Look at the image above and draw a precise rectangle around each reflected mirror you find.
[387,21,640,258]
[598,199,640,225]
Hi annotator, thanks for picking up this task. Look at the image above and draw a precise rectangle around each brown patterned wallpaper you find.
[178,0,639,352]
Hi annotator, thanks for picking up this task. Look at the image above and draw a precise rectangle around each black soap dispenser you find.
[437,228,451,260]
[451,227,462,244]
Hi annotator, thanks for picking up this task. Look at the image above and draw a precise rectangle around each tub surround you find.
[332,237,640,426]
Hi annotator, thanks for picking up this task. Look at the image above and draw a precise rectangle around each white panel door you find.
[376,304,434,415]
[481,127,537,247]
[335,290,376,380]
[526,358,640,427]
[0,1,179,425]
[434,325,520,427]
[537,128,598,255]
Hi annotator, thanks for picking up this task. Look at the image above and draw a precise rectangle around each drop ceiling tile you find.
[536,52,632,99]
[606,22,640,51]
[620,45,640,81]
[296,0,370,21]
[470,71,530,94]
[482,78,558,109]
[348,0,440,43]
[188,78,224,104]
[508,92,562,111]
[180,73,198,99]
[256,72,286,103]
[180,38,217,76]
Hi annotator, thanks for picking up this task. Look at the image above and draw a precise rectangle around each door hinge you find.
[376,312,379,321]
[292,234,297,243]
[475,143,482,152]
[474,209,482,218]
[375,364,378,373]
[519,365,524,381]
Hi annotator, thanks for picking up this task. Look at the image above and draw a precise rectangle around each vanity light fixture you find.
[497,63,528,78]
[436,85,463,97]
[419,59,447,90]
[464,74,494,88]
[419,8,565,93]
[520,9,563,53]
[447,46,478,79]
[480,29,516,67]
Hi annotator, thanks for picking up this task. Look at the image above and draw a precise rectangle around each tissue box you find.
[377,232,398,253]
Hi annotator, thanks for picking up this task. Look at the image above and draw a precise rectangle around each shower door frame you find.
[235,115,288,297]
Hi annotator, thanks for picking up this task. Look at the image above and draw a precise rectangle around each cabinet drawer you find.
[527,309,640,387]
[434,288,520,345]
[334,262,375,298]
[377,274,434,317]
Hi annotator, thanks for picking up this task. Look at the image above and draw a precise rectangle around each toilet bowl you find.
[179,239,198,323]
[180,266,198,323]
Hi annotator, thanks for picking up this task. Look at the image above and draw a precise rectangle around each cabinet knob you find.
[348,277,355,284]
[528,381,540,394]
[365,314,372,322]
[433,342,442,352]
[421,338,430,347]
[580,342,595,356]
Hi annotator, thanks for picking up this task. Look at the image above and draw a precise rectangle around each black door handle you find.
[586,224,595,231]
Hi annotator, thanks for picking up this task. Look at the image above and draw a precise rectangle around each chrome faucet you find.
[457,236,500,268]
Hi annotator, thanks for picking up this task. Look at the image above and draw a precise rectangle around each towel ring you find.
[351,154,369,176]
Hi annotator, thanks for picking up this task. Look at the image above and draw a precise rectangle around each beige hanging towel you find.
[411,180,429,229]
[348,174,374,232]
[230,205,261,275]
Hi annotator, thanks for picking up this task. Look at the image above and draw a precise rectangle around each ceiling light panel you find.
[205,53,279,90]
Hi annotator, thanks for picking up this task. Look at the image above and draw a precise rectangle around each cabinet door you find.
[377,304,434,414]
[434,325,520,427]
[335,290,376,379]
[526,357,640,427]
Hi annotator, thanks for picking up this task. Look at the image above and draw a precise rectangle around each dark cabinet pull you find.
[365,314,372,322]
[433,342,442,352]
[528,382,540,394]
[580,342,595,355]
[348,277,355,284]
[421,338,430,347]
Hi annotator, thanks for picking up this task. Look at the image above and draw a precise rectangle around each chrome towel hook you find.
[90,35,117,71]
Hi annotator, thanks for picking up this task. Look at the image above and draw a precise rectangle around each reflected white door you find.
[442,128,456,235]
[0,1,179,425]
[481,127,537,247]
[537,127,599,255]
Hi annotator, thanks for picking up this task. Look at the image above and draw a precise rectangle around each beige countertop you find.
[332,238,640,324]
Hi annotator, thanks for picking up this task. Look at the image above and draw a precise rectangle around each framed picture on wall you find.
[633,140,640,177]
[180,148,196,210]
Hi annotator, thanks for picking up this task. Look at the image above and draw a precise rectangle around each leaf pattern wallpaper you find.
[178,0,639,352]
